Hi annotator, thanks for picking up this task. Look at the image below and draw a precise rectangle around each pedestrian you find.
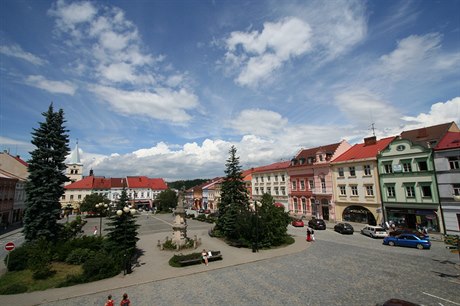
[202,249,209,266]
[311,228,315,241]
[105,294,114,306]
[120,293,131,306]
[93,225,98,236]
[306,228,312,242]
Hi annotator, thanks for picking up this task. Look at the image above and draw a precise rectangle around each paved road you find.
[2,215,459,305]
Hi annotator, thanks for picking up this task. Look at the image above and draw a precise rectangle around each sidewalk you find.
[1,226,309,306]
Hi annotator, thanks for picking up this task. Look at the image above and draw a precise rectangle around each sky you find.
[1,0,459,181]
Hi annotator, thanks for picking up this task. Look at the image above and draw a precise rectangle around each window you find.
[453,184,460,196]
[384,163,393,174]
[274,175,278,182]
[255,187,259,195]
[365,185,374,196]
[291,181,297,191]
[351,185,358,196]
[338,167,344,177]
[421,185,432,198]
[449,156,460,169]
[339,185,346,196]
[61,195,65,200]
[309,180,314,190]
[387,186,395,198]
[255,177,259,183]
[267,175,270,181]
[78,195,82,200]
[70,195,74,200]
[301,198,307,212]
[321,178,326,193]
[349,166,356,176]
[281,175,285,182]
[281,187,286,195]
[261,176,264,182]
[267,187,271,194]
[405,185,415,198]
[402,160,412,172]
[417,160,428,171]
[300,180,305,190]
[363,165,371,176]
[275,187,279,195]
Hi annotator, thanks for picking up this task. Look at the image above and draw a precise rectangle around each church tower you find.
[65,140,83,185]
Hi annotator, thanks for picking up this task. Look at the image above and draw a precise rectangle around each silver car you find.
[361,225,388,238]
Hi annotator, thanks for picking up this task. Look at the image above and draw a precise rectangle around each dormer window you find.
[291,159,297,166]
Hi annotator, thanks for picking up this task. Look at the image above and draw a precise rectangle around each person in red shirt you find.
[120,293,131,306]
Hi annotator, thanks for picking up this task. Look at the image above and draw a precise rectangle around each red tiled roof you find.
[66,176,168,190]
[332,136,396,163]
[295,142,341,160]
[110,178,126,188]
[148,178,168,190]
[66,176,100,190]
[435,131,460,150]
[400,122,458,148]
[14,156,28,167]
[253,161,290,173]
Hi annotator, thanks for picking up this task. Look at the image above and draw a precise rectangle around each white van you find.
[361,225,388,238]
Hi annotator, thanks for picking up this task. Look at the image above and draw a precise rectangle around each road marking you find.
[422,292,460,305]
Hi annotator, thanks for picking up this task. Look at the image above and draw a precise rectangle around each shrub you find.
[4,245,29,271]
[0,284,28,295]
[65,248,95,265]
[169,252,202,267]
[82,252,119,282]
[27,238,54,280]
[162,238,177,250]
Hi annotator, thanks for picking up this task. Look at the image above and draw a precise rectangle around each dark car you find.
[383,233,431,250]
[308,218,326,230]
[334,222,354,234]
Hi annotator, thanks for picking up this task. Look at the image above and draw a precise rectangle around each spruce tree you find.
[23,104,70,242]
[105,187,139,270]
[215,146,249,239]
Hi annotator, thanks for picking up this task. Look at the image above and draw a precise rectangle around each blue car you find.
[383,233,431,250]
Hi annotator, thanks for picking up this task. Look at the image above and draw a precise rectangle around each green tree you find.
[256,193,291,247]
[156,189,177,212]
[80,193,110,213]
[215,146,249,240]
[23,104,70,242]
[105,187,139,271]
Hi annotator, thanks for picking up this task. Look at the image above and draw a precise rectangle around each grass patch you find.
[0,262,83,294]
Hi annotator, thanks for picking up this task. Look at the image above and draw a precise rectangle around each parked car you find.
[383,233,431,250]
[334,222,354,234]
[361,225,388,238]
[308,218,326,230]
[292,219,304,227]
[389,228,429,240]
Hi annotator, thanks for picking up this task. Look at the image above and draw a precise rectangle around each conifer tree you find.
[23,104,70,242]
[215,146,249,239]
[105,187,139,270]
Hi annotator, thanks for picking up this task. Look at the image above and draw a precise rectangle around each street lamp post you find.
[116,206,136,275]
[95,202,108,237]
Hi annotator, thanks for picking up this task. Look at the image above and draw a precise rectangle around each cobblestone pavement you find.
[2,215,459,306]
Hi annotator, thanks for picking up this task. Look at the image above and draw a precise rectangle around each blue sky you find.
[1,0,459,181]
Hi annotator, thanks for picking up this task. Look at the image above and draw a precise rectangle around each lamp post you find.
[249,201,262,253]
[95,202,108,237]
[116,206,136,275]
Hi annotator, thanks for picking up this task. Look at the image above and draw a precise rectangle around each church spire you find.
[69,139,82,165]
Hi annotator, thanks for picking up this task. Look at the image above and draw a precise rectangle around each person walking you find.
[306,228,312,242]
[120,293,131,306]
[202,249,209,266]
[105,294,114,306]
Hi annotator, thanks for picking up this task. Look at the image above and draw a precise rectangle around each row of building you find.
[1,121,458,235]
[185,122,459,235]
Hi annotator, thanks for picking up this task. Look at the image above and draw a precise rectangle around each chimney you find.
[364,136,377,146]
[89,169,94,176]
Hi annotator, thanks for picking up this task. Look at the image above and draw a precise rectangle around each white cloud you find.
[230,109,288,137]
[378,33,460,80]
[0,44,46,66]
[401,97,460,128]
[89,85,198,123]
[335,89,401,128]
[48,0,97,34]
[25,75,77,95]
[225,17,312,87]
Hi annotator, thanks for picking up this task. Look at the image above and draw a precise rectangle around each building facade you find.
[434,131,460,234]
[251,161,290,211]
[287,140,351,220]
[331,136,395,226]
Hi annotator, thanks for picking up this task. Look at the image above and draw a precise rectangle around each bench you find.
[178,251,223,266]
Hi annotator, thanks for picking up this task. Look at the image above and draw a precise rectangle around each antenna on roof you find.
[370,123,376,137]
